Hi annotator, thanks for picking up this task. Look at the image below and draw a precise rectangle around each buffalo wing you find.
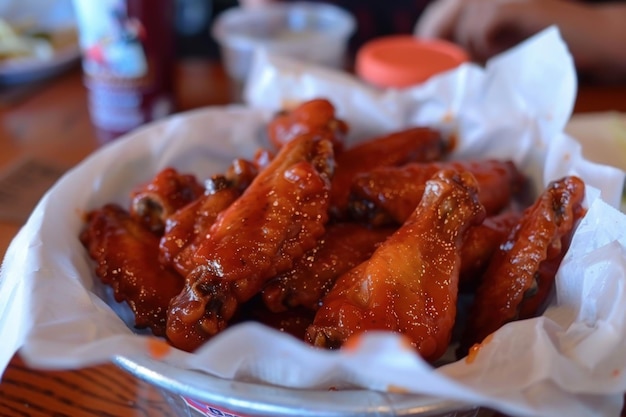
[130,167,205,233]
[350,159,523,226]
[459,176,585,356]
[159,176,241,277]
[330,127,446,219]
[460,210,522,287]
[267,98,348,151]
[80,204,185,336]
[166,133,335,351]
[306,169,486,361]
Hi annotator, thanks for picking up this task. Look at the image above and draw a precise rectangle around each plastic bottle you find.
[73,0,176,143]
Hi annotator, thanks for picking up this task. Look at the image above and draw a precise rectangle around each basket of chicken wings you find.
[2,28,626,417]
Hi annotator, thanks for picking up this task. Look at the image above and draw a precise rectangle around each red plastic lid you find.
[356,35,469,89]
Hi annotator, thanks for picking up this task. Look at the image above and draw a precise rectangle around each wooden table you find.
[1,59,626,417]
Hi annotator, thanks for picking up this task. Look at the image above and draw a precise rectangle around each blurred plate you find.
[0,26,80,84]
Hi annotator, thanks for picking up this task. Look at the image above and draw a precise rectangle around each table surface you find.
[1,59,626,417]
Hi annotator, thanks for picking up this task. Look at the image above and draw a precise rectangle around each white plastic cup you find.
[212,2,355,84]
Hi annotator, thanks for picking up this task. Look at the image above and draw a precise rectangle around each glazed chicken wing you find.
[460,210,522,287]
[160,155,265,276]
[130,167,205,233]
[159,176,241,277]
[262,223,394,313]
[331,126,446,219]
[166,133,335,351]
[80,204,185,336]
[222,149,273,193]
[267,98,349,151]
[306,169,485,362]
[459,176,585,356]
[350,159,523,226]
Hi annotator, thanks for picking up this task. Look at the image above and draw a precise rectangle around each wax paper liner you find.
[1,27,626,417]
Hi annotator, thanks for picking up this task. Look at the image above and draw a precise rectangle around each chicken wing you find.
[306,169,486,362]
[80,204,185,336]
[262,223,394,313]
[331,126,446,219]
[459,176,585,356]
[267,98,349,151]
[160,154,266,276]
[223,159,258,192]
[159,176,241,277]
[166,133,335,351]
[460,210,522,288]
[130,167,205,233]
[349,159,523,226]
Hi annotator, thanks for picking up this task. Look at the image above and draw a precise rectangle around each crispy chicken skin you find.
[130,167,205,233]
[262,223,394,313]
[306,169,486,362]
[331,126,446,219]
[267,98,349,151]
[166,133,335,351]
[349,159,523,226]
[80,204,185,336]
[459,176,585,356]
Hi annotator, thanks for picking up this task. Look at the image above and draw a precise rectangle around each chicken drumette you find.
[307,169,486,362]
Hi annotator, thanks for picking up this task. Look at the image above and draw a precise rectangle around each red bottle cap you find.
[356,35,469,89]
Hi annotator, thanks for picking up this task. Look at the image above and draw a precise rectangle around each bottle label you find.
[73,0,174,139]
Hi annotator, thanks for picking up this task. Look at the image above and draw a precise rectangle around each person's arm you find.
[415,0,626,82]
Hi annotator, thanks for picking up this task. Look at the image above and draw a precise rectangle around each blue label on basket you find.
[182,396,249,417]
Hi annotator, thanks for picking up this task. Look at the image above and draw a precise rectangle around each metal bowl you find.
[114,355,485,417]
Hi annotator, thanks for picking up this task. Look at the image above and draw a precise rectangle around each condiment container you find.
[356,35,468,89]
[211,1,355,100]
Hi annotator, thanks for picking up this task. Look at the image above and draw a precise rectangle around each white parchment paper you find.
[1,27,626,417]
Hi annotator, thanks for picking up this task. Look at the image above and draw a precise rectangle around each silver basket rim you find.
[114,355,477,417]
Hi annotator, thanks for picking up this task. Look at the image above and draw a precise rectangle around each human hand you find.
[415,0,584,63]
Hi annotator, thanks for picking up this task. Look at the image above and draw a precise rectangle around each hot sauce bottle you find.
[73,0,176,144]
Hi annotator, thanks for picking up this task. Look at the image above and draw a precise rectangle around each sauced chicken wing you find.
[224,155,265,192]
[306,169,486,362]
[166,133,335,351]
[262,223,394,313]
[460,210,522,287]
[80,204,185,336]
[459,176,585,356]
[159,176,241,277]
[130,167,205,233]
[331,127,446,219]
[160,155,265,276]
[350,159,523,226]
[267,98,349,151]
